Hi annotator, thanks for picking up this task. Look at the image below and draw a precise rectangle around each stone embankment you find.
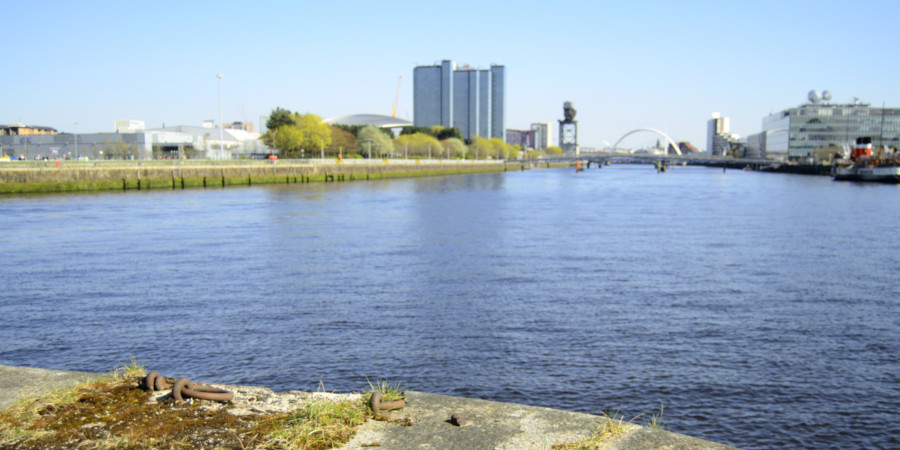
[0,159,545,194]
[0,365,738,449]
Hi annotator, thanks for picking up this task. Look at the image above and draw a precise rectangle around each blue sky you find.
[3,0,898,150]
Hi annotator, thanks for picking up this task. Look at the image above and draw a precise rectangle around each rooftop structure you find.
[1,124,58,136]
[323,114,413,129]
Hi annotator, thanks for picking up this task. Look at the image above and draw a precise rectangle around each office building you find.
[413,60,505,142]
[762,91,900,160]
[707,112,739,156]
[530,122,551,149]
[506,129,536,149]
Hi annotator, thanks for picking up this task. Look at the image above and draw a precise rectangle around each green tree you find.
[399,125,462,141]
[357,125,394,158]
[469,136,494,160]
[270,126,304,157]
[294,113,331,154]
[544,145,564,155]
[442,138,467,158]
[490,137,511,160]
[394,133,444,158]
[510,144,524,160]
[266,107,295,132]
[434,127,462,141]
[328,125,357,157]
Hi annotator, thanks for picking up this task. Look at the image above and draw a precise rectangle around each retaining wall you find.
[0,160,529,194]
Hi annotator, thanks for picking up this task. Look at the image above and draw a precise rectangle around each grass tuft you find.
[263,391,369,449]
[645,404,668,431]
[553,410,633,449]
[364,378,405,404]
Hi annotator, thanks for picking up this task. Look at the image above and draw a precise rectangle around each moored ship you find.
[832,137,900,183]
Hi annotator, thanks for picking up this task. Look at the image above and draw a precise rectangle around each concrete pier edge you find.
[0,365,738,449]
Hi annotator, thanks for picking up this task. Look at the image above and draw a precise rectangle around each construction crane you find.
[392,76,401,118]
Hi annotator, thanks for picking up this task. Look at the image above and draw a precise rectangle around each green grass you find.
[263,396,369,449]
[644,404,668,431]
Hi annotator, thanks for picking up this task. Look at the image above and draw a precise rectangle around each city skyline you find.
[3,0,899,150]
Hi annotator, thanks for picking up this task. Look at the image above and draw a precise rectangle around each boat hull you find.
[833,165,900,183]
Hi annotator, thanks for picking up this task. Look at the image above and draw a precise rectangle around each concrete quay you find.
[0,365,737,449]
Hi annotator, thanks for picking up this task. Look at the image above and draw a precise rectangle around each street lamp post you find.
[74,122,78,160]
[216,73,223,159]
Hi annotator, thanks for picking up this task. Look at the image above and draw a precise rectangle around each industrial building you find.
[413,60,505,142]
[0,121,265,160]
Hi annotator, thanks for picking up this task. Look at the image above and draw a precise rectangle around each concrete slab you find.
[0,365,739,449]
[0,365,101,410]
[344,391,738,449]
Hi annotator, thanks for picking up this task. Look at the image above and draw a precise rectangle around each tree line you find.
[262,107,563,159]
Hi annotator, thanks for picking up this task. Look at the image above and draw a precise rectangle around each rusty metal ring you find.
[142,371,170,391]
[172,378,191,401]
[369,391,405,412]
[172,378,234,402]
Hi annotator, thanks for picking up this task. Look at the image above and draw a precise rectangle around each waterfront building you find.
[506,128,536,149]
[762,92,900,161]
[678,141,701,154]
[413,60,505,142]
[706,112,739,156]
[744,132,765,159]
[530,122,551,149]
[0,123,265,161]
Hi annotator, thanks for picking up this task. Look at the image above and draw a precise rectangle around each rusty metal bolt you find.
[369,391,406,413]
[450,413,468,427]
[142,371,170,391]
[172,378,234,403]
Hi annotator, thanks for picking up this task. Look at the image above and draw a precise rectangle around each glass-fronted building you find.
[413,60,505,142]
[762,100,900,160]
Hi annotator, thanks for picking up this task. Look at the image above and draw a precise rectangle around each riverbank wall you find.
[0,159,560,194]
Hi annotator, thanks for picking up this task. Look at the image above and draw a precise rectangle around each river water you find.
[1,165,898,448]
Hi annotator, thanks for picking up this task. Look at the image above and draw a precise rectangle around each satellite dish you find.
[808,90,822,104]
[822,90,832,102]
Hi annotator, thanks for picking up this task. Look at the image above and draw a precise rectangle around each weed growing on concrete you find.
[553,410,632,449]
[111,357,146,379]
[263,396,369,449]
[365,378,406,403]
[645,404,668,431]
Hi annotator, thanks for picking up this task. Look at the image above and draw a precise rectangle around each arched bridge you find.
[612,128,682,155]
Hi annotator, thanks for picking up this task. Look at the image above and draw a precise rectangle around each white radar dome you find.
[822,90,832,101]
[808,90,822,104]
